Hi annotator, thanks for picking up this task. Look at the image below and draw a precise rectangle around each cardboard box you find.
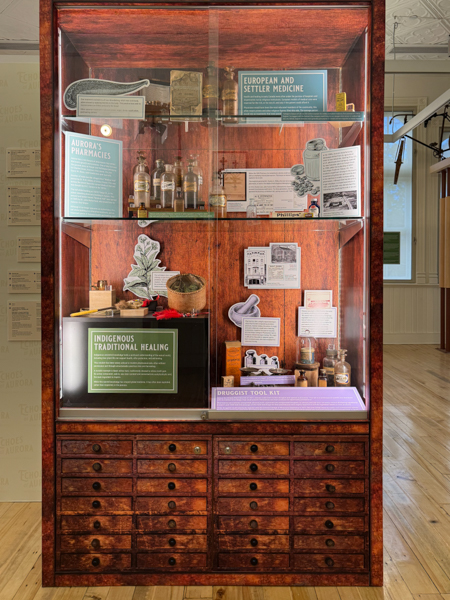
[223,340,241,386]
[120,307,149,317]
[89,290,116,310]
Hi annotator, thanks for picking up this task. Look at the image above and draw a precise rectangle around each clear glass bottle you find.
[183,164,198,209]
[152,159,165,203]
[222,67,238,123]
[161,164,175,209]
[297,370,308,388]
[318,369,328,387]
[202,61,219,115]
[128,194,136,218]
[173,156,184,199]
[323,343,338,387]
[209,172,227,218]
[309,199,320,218]
[133,151,151,209]
[246,198,258,218]
[296,335,316,365]
[334,349,351,387]
[191,155,203,203]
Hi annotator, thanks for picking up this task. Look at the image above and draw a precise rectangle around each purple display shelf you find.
[210,387,367,420]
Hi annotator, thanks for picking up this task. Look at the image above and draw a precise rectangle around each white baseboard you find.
[383,332,439,344]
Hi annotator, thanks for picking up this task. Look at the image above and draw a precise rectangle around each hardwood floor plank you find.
[10,555,42,600]
[262,588,292,600]
[184,587,213,599]
[132,588,155,600]
[83,588,111,600]
[336,587,362,599]
[290,588,318,600]
[213,588,243,600]
[105,588,135,600]
[315,589,340,600]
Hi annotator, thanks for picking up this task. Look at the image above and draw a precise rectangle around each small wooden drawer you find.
[294,535,365,551]
[60,534,132,551]
[218,479,289,495]
[218,516,289,533]
[137,553,207,570]
[294,479,365,496]
[294,516,366,533]
[59,553,131,572]
[218,534,289,551]
[294,461,365,477]
[60,516,132,533]
[137,459,207,475]
[61,459,132,475]
[218,441,289,456]
[62,478,133,494]
[137,534,207,551]
[218,460,289,476]
[294,553,366,571]
[294,442,365,457]
[60,497,132,513]
[137,516,207,532]
[294,497,365,513]
[137,440,207,455]
[135,497,207,513]
[60,440,132,456]
[217,497,289,513]
[218,553,289,570]
[137,478,207,494]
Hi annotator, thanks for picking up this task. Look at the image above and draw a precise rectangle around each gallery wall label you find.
[17,237,41,262]
[8,187,41,226]
[6,149,41,178]
[8,302,41,341]
[8,271,41,294]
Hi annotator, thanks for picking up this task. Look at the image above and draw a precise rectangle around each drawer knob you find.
[91,538,100,549]
[250,463,258,472]
[250,483,258,491]
[168,538,176,547]
[326,501,335,510]
[326,445,335,453]
[92,482,101,491]
[168,501,177,510]
[92,500,101,509]
[326,539,335,547]
[169,444,177,452]
[326,484,336,493]
[92,444,101,453]
[325,464,335,472]
[325,557,335,567]
[168,482,176,490]
[168,520,176,529]
[250,501,258,510]
[249,520,258,530]
[168,557,176,566]
[250,444,258,453]
[250,538,258,547]
[225,446,231,454]
[91,558,100,567]
[168,463,176,472]
[92,463,102,472]
[325,520,334,529]
[194,446,201,454]
[250,557,258,566]
[93,520,101,529]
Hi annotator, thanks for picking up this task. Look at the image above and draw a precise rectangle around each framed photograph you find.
[223,171,247,204]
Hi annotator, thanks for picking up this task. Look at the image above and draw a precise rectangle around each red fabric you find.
[154,308,183,320]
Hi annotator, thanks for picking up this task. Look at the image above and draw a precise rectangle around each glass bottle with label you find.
[133,151,151,209]
[184,164,198,209]
[323,344,338,387]
[161,164,175,209]
[152,159,165,204]
[334,349,351,387]
[137,202,148,219]
[222,67,238,123]
[318,369,328,387]
[128,195,136,218]
[297,370,308,388]
[246,198,258,218]
[209,172,227,218]
[296,335,316,365]
[202,61,219,115]
[309,199,320,217]
[173,156,184,199]
[190,155,203,203]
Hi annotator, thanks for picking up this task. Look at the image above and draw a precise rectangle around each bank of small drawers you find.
[56,434,368,574]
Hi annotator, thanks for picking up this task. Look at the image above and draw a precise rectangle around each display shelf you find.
[62,215,366,224]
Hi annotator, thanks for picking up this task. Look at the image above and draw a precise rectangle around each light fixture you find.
[100,124,112,137]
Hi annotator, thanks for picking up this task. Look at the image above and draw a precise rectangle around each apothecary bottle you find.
[222,67,238,123]
[318,369,328,387]
[202,61,219,114]
[297,370,308,388]
[296,335,316,365]
[334,349,351,387]
[303,138,328,181]
[323,343,338,387]
[309,199,320,217]
[152,159,165,203]
[173,156,184,199]
[209,172,227,217]
[183,164,198,209]
[246,198,258,218]
[161,164,175,209]
[133,151,151,209]
[191,155,203,203]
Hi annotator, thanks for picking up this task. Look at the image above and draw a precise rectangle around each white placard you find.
[77,95,145,119]
[8,186,41,226]
[244,245,300,289]
[321,146,361,218]
[8,301,41,341]
[8,271,41,294]
[151,271,180,294]
[298,307,337,338]
[242,317,281,347]
[17,237,41,262]
[304,290,333,309]
[141,83,170,105]
[6,148,41,177]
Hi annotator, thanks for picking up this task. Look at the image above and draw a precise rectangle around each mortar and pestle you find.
[228,294,261,327]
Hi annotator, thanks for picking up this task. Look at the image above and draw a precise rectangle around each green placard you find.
[384,232,401,265]
[88,328,178,393]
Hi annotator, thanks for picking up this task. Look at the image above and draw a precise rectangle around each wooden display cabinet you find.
[40,0,384,587]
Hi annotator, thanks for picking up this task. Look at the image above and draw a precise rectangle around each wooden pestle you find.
[235,294,260,315]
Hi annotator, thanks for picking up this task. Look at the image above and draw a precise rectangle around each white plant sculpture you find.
[123,234,166,299]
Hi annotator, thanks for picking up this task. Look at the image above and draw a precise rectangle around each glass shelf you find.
[62,215,365,223]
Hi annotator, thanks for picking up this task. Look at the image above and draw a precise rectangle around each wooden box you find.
[89,290,116,310]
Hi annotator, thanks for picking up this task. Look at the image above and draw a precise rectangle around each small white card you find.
[17,237,41,262]
[6,149,41,178]
[298,307,337,338]
[77,95,145,119]
[8,271,41,294]
[242,317,281,347]
[8,301,41,341]
[151,271,180,295]
[304,290,333,309]
[8,186,41,226]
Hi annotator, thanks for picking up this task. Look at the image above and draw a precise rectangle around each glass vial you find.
[209,172,227,218]
[296,336,316,365]
[222,67,238,123]
[246,198,258,218]
[202,61,219,115]
[191,155,203,203]
[173,156,184,199]
[152,159,165,203]
[161,164,175,209]
[334,349,351,387]
[318,369,328,387]
[133,151,151,209]
[297,370,308,388]
[184,164,198,209]
[323,343,338,387]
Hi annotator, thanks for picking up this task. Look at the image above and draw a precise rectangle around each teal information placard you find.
[65,132,122,218]
[88,328,178,393]
[239,71,327,118]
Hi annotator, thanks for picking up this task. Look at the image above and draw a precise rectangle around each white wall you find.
[384,72,449,344]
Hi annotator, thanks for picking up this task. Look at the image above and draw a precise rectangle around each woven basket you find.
[166,274,207,312]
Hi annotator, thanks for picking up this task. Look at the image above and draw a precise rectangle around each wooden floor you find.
[1,345,450,600]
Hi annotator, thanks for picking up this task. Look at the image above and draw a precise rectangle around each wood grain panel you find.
[218,552,289,569]
[60,515,133,533]
[137,534,207,551]
[61,478,133,494]
[294,442,365,457]
[136,516,207,532]
[217,441,289,456]
[136,440,208,455]
[216,497,289,513]
[218,479,289,495]
[137,478,207,494]
[294,516,365,534]
[60,497,132,513]
[293,478,365,496]
[59,553,131,571]
[136,553,208,569]
[294,460,365,477]
[61,459,133,474]
[60,534,132,551]
[218,534,289,551]
[218,460,289,475]
[137,459,207,475]
[217,516,289,533]
[294,535,365,551]
[294,497,365,513]
[135,497,207,513]
[61,440,133,455]
[293,553,365,571]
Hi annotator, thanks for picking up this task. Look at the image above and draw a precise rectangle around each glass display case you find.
[41,0,384,587]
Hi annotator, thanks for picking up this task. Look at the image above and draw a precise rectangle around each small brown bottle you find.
[318,369,328,387]
[297,370,308,388]
[137,202,148,218]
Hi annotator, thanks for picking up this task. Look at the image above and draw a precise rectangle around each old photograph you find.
[323,190,358,213]
[270,243,297,264]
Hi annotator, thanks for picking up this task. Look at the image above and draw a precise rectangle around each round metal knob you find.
[225,446,231,454]
[326,501,335,510]
[92,444,101,453]
[168,482,176,490]
[326,539,335,547]
[326,484,336,493]
[169,444,177,452]
[250,501,258,510]
[168,557,176,566]
[249,520,258,529]
[168,520,176,529]
[92,500,101,509]
[168,538,176,547]
[194,446,201,454]
[91,538,100,549]
[92,482,101,491]
[93,520,101,529]
[250,557,258,566]
[325,557,335,567]
[250,445,258,453]
[168,501,176,510]
[325,464,335,472]
[325,520,334,529]
[91,558,100,567]
[250,463,258,472]
[250,538,258,547]
[326,445,335,453]
[168,463,176,472]
[250,483,258,491]
[92,463,102,472]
